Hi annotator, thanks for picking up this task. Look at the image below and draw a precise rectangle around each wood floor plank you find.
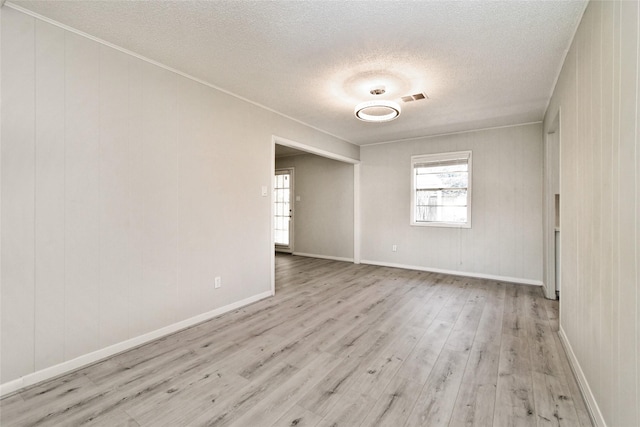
[296,329,390,416]
[524,295,588,426]
[348,325,423,400]
[524,286,547,322]
[124,369,249,425]
[314,391,375,427]
[449,383,497,427]
[35,356,238,426]
[543,297,560,328]
[527,318,564,378]
[360,374,424,427]
[0,392,26,426]
[404,348,469,427]
[474,282,506,346]
[270,405,322,427]
[494,334,536,427]
[395,319,454,385]
[445,287,486,353]
[228,352,342,427]
[85,409,140,426]
[188,362,299,427]
[502,284,529,338]
[531,372,581,426]
[3,372,100,426]
[435,279,472,325]
[449,341,501,427]
[232,334,306,381]
[552,333,594,427]
[0,254,592,427]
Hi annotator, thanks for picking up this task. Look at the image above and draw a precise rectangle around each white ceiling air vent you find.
[401,93,428,103]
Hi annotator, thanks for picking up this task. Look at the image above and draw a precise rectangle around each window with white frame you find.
[411,150,472,228]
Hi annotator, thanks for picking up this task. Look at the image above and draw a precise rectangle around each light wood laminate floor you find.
[1,254,592,426]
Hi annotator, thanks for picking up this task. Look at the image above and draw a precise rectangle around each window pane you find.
[415,205,467,223]
[415,163,467,174]
[411,151,471,227]
[416,171,468,189]
[416,189,467,206]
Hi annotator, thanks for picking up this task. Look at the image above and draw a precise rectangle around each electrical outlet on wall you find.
[392,245,397,252]
[214,277,221,289]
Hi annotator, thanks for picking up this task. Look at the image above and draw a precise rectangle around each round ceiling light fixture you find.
[354,99,401,122]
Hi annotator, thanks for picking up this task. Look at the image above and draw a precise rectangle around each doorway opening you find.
[270,136,360,296]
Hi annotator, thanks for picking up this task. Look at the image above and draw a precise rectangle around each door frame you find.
[543,112,561,300]
[270,135,361,296]
[274,167,295,253]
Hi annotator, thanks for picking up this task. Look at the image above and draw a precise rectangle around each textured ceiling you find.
[8,0,587,145]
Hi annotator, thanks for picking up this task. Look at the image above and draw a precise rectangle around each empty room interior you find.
[1,0,638,426]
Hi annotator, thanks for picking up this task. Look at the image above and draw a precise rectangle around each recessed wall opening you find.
[544,113,561,300]
[270,137,360,296]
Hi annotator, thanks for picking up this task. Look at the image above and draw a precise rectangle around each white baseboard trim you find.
[557,327,606,427]
[359,259,543,286]
[292,252,354,263]
[0,290,273,398]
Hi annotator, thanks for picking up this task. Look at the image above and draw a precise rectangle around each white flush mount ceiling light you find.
[355,100,401,122]
[354,86,401,123]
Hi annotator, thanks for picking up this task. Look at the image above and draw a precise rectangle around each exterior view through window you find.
[411,150,472,228]
[274,170,292,247]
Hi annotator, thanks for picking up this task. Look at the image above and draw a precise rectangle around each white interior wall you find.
[0,7,358,388]
[275,154,354,260]
[360,123,543,284]
[544,1,639,425]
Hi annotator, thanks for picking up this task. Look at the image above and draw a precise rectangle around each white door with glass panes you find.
[274,169,294,252]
